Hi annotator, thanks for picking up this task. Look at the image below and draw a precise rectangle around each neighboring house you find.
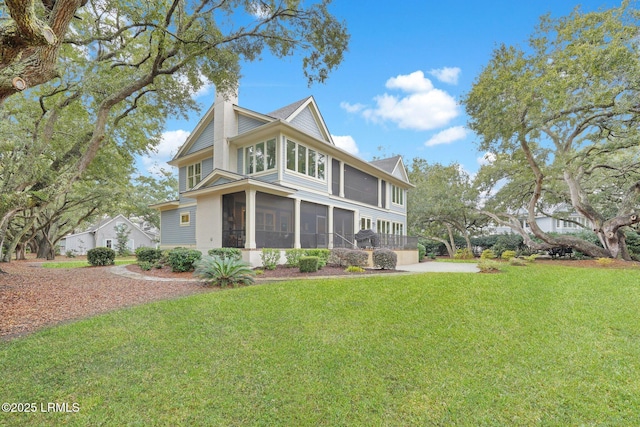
[60,214,158,255]
[152,89,416,266]
[491,205,594,235]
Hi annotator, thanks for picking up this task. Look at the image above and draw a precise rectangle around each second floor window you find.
[245,139,276,175]
[187,163,201,189]
[392,185,404,205]
[286,139,326,180]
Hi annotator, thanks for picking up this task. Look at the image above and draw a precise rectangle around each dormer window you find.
[187,163,201,189]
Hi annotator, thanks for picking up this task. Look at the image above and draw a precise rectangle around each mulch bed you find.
[0,261,210,341]
[125,263,403,280]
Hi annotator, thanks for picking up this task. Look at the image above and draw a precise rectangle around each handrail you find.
[334,232,355,248]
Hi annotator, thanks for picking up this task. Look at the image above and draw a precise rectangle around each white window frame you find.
[392,185,404,206]
[392,222,404,235]
[377,219,390,234]
[360,216,372,230]
[285,139,326,181]
[244,138,277,175]
[180,212,191,227]
[187,162,202,190]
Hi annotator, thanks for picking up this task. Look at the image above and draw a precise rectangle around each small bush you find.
[87,247,116,266]
[372,248,397,270]
[329,248,350,266]
[304,249,330,268]
[477,259,502,273]
[523,254,538,263]
[166,248,202,272]
[65,250,77,258]
[345,249,368,268]
[596,257,614,266]
[345,265,365,273]
[501,250,517,261]
[261,248,280,270]
[193,256,255,287]
[135,247,163,263]
[138,261,153,271]
[417,243,426,261]
[480,249,496,259]
[299,256,319,273]
[454,248,474,259]
[208,248,242,261]
[509,257,527,266]
[284,248,306,268]
[427,252,437,260]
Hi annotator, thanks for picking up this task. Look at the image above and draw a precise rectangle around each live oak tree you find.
[0,0,89,102]
[0,0,349,263]
[407,159,483,258]
[464,1,640,260]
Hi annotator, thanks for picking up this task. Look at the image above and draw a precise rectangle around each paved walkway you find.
[400,261,479,273]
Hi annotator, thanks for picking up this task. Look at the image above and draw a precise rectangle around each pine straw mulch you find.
[0,260,210,341]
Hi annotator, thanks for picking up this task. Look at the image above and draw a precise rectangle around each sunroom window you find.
[245,139,276,175]
[286,139,326,180]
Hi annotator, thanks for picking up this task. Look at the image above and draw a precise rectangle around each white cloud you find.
[477,152,497,166]
[425,126,468,147]
[429,67,461,85]
[385,70,434,92]
[340,101,366,114]
[332,134,359,155]
[139,129,190,175]
[348,70,459,131]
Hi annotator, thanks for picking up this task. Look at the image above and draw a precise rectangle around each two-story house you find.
[152,88,416,266]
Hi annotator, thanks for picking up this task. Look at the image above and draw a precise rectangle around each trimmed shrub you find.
[523,254,538,263]
[304,249,330,268]
[284,248,306,268]
[345,249,368,268]
[261,248,280,270]
[345,265,365,273]
[501,250,517,261]
[427,252,437,260]
[138,261,153,271]
[477,259,502,273]
[65,250,77,258]
[299,256,319,273]
[87,247,116,266]
[372,248,397,270]
[329,248,350,266]
[166,248,202,272]
[208,248,242,261]
[454,248,474,259]
[480,249,496,259]
[194,256,255,287]
[417,243,426,261]
[135,247,163,264]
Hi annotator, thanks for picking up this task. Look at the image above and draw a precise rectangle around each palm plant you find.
[193,255,256,287]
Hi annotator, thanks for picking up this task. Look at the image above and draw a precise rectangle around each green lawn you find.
[2,264,640,425]
[41,257,137,268]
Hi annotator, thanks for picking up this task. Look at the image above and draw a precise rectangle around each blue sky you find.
[138,0,622,178]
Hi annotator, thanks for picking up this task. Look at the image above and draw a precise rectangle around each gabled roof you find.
[370,155,409,183]
[65,214,155,239]
[267,97,310,120]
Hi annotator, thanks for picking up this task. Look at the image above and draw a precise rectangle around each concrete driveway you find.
[401,261,479,273]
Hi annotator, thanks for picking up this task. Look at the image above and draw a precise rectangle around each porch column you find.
[294,198,301,249]
[328,205,334,249]
[246,189,257,249]
[377,179,382,208]
[339,161,345,198]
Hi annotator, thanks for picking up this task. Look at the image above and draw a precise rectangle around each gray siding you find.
[253,172,279,184]
[282,170,327,193]
[160,207,196,246]
[237,148,243,174]
[178,157,212,203]
[238,115,268,135]
[290,106,323,141]
[202,157,213,176]
[187,119,215,155]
